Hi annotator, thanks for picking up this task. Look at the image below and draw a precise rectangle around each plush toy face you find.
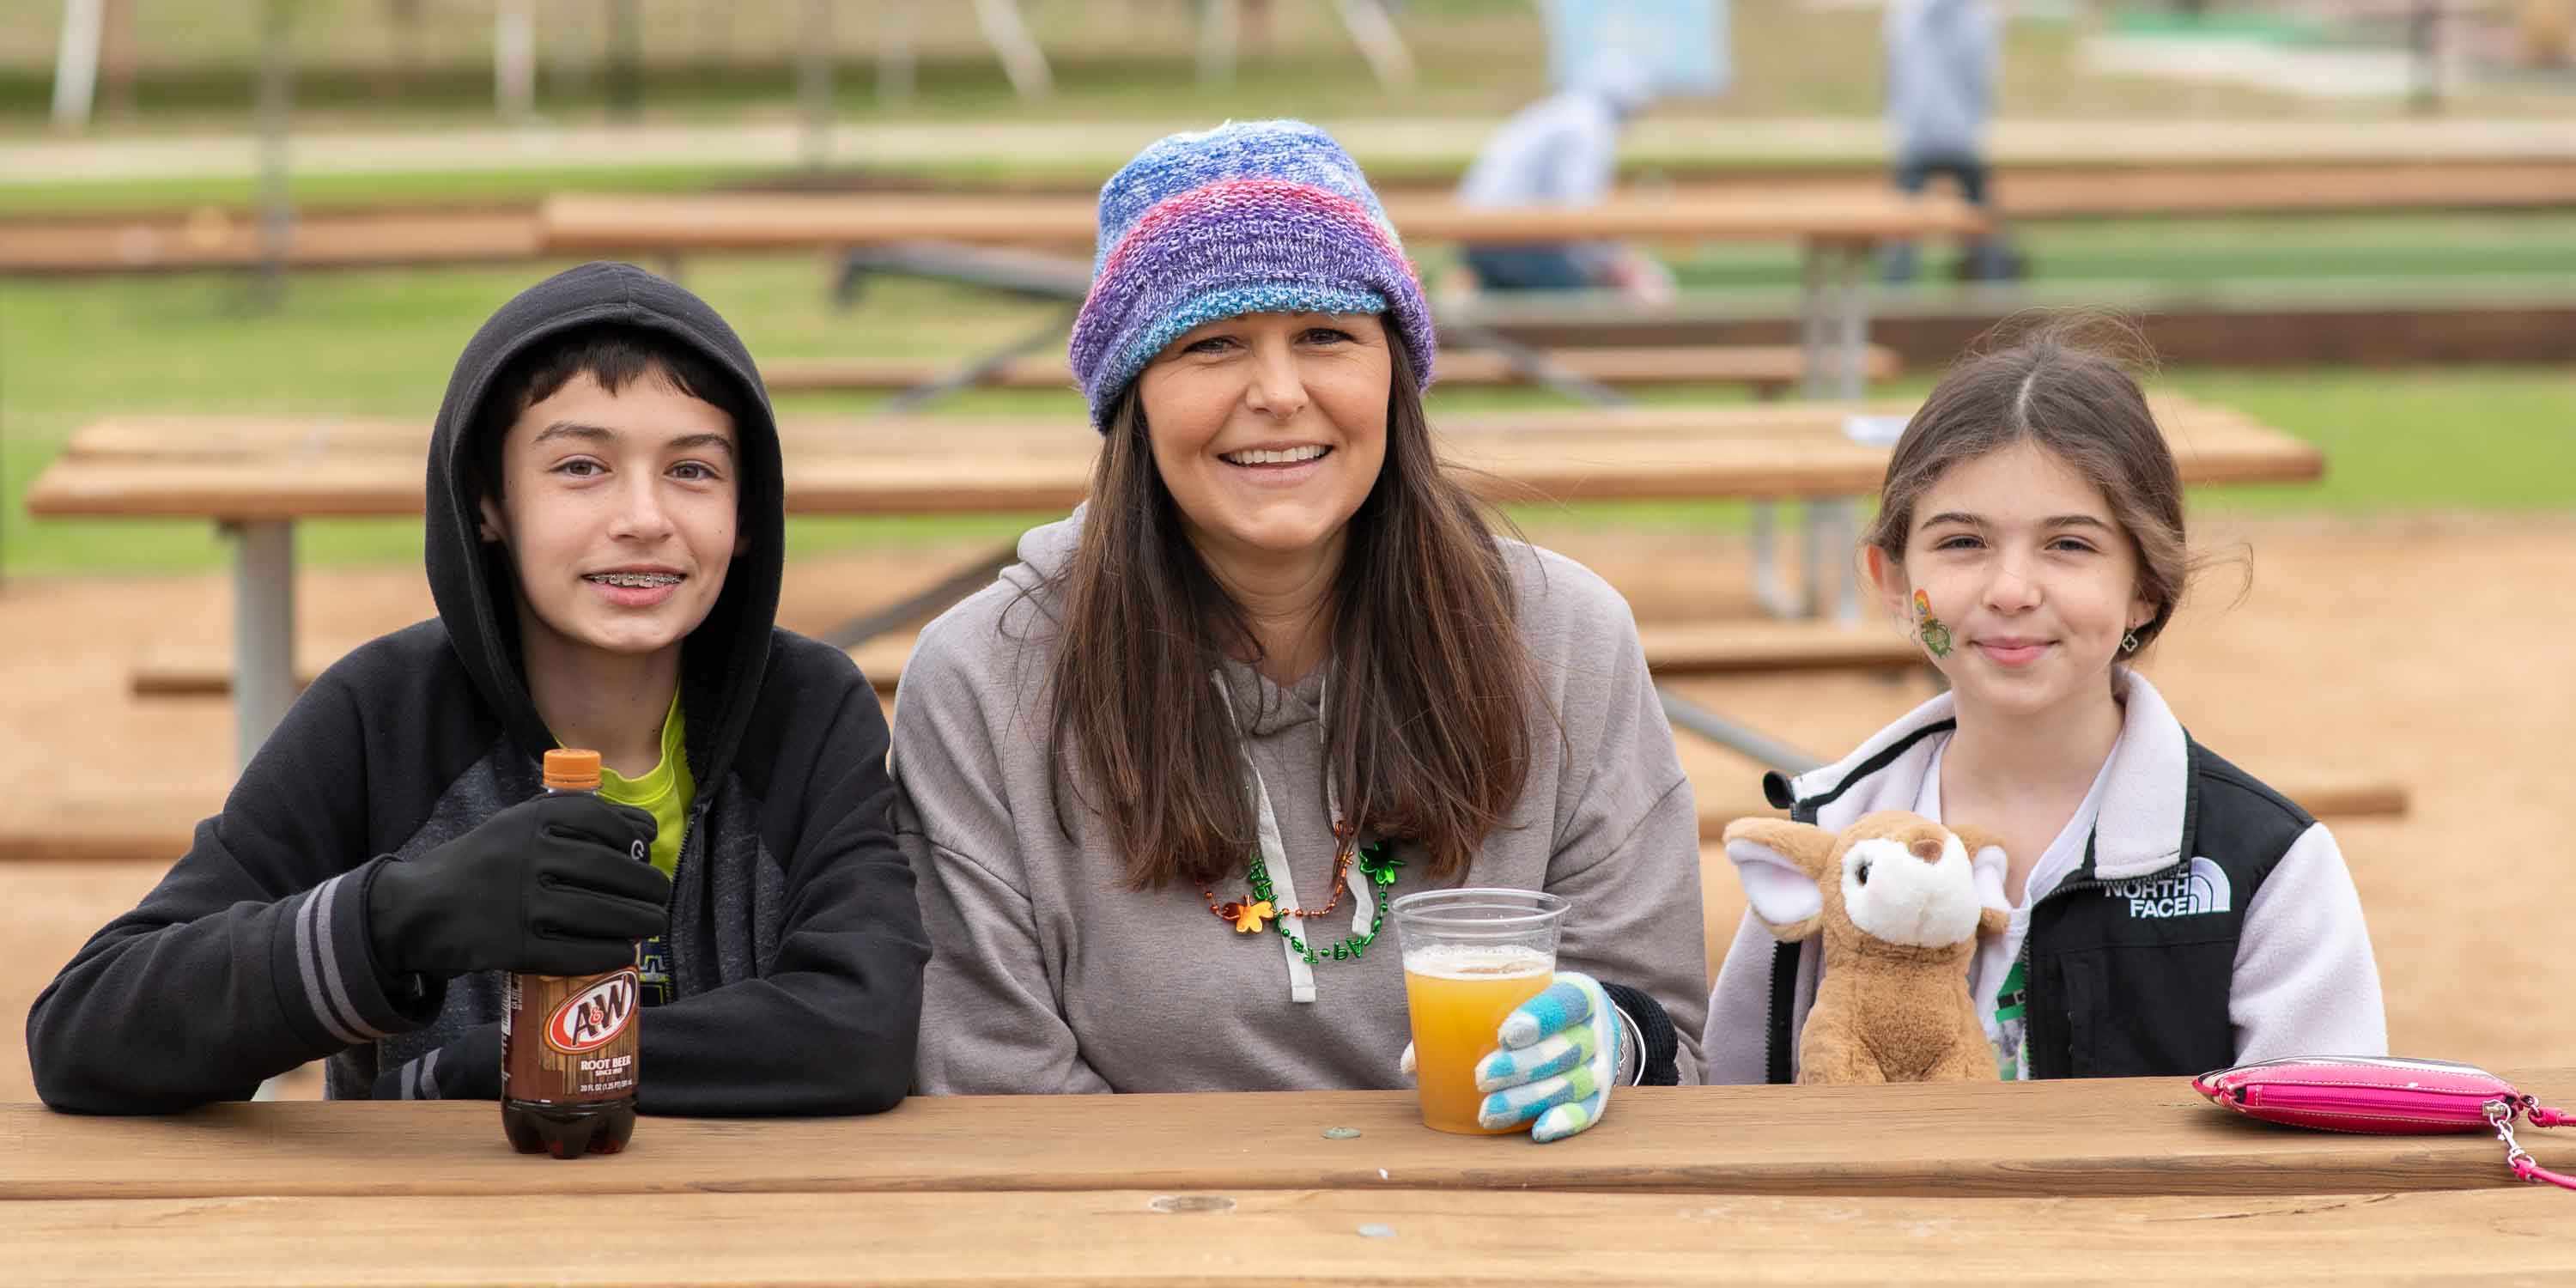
[1838,829,1984,948]
[1727,811,2008,951]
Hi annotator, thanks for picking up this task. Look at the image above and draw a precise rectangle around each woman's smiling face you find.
[1134,311,1391,568]
[1879,440,2155,718]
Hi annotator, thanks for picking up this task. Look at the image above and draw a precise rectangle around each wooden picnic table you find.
[25,396,2321,771]
[13,1188,2567,1285]
[13,1076,2556,1200]
[543,189,1982,569]
[538,191,1988,256]
[759,343,1905,398]
[13,158,2574,278]
[538,188,1980,403]
[2,1078,2567,1284]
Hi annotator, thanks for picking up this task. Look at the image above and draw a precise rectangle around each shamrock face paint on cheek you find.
[1915,588,1954,658]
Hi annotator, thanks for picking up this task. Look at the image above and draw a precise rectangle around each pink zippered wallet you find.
[2193,1055,2573,1190]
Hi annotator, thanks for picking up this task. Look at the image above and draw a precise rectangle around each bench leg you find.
[1749,501,1794,619]
[1658,687,1822,777]
[820,540,1023,649]
[1772,245,1849,619]
[881,306,1077,415]
[232,519,298,1109]
[229,519,296,772]
[1440,319,1628,409]
[1758,245,1838,620]
[1829,243,1874,623]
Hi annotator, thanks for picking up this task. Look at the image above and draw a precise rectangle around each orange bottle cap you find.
[544,748,603,792]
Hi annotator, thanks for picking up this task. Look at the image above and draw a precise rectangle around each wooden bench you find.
[131,617,1936,702]
[12,157,2575,278]
[539,191,1987,256]
[35,396,2319,772]
[0,209,540,275]
[762,343,1901,398]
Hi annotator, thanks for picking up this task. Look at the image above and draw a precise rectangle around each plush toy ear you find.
[1721,817,1834,942]
[1950,824,2014,935]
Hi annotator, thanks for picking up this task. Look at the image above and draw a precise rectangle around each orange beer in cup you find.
[1390,890,1567,1134]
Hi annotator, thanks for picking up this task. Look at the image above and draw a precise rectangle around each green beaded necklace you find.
[1264,840,1402,964]
[1200,671,1406,965]
[1203,831,1406,964]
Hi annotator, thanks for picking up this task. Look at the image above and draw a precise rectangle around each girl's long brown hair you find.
[1044,340,1533,888]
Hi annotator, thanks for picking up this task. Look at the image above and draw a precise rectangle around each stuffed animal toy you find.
[1724,811,2010,1084]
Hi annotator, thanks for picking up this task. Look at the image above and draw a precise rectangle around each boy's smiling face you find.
[478,369,743,663]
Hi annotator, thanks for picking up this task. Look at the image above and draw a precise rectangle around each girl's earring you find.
[2121,629,2142,654]
[1913,589,1953,659]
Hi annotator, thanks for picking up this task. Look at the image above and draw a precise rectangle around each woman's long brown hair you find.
[1044,339,1534,888]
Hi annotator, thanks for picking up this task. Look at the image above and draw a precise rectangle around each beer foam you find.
[1402,943,1552,981]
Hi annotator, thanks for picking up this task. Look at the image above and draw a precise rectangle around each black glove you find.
[370,1023,502,1102]
[366,793,668,981]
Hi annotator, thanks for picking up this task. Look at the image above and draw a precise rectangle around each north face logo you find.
[2103,857,2233,920]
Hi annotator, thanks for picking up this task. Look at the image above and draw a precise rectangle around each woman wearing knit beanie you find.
[890,121,1708,1141]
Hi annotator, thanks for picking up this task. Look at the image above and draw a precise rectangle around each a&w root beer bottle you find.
[502,749,643,1158]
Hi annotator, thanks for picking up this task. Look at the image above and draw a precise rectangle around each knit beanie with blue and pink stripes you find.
[1067,119,1437,429]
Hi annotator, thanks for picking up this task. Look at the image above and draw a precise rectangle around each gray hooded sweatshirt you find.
[892,510,1708,1095]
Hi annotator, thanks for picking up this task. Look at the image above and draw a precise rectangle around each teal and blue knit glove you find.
[1473,970,1625,1144]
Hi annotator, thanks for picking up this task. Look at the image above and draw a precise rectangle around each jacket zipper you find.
[2013,875,2105,1080]
[2015,853,2198,1079]
[658,799,710,999]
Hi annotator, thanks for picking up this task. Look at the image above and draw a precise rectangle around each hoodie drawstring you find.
[1212,673,1374,1004]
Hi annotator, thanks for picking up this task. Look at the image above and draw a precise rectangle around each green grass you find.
[1662,211,2576,293]
[4,258,2571,578]
[2157,369,2576,513]
[10,0,2562,143]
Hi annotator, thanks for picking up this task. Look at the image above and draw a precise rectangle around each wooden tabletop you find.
[5,1076,2567,1203]
[6,1188,2566,1286]
[25,396,2320,523]
[538,190,1988,254]
[10,1080,2564,1285]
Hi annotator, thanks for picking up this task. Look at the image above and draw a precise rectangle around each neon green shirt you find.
[580,692,690,1006]
[596,690,693,881]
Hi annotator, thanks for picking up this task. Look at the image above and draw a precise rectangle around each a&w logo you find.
[544,969,639,1054]
[2103,857,2232,920]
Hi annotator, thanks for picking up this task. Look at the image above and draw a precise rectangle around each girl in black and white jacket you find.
[1704,324,2385,1083]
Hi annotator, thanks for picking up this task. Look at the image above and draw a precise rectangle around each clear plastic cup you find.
[1389,888,1566,1134]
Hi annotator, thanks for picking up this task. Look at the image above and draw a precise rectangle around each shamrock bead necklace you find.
[1201,821,1405,965]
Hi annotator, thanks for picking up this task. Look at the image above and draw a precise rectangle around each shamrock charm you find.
[1225,900,1276,934]
[1357,845,1404,889]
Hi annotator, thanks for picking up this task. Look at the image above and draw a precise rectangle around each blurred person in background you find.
[1453,56,1676,303]
[1882,0,2018,283]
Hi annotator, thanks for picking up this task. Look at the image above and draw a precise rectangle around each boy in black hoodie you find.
[28,263,928,1115]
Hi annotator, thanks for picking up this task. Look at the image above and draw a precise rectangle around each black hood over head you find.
[423,261,785,795]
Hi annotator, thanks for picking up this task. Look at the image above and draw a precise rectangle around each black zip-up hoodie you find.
[27,263,929,1115]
